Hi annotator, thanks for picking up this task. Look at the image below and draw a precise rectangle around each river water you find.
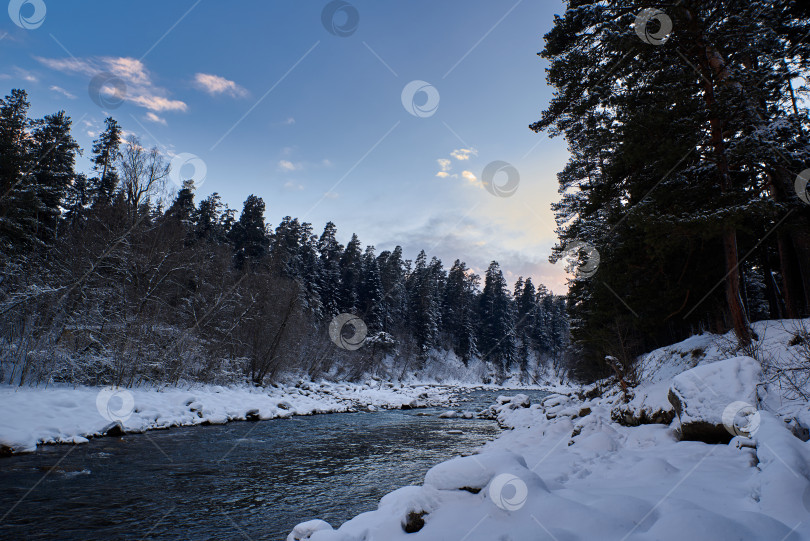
[0,388,548,540]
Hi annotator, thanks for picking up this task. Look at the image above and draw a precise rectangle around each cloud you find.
[283,181,304,191]
[49,85,76,99]
[436,171,451,178]
[193,73,248,98]
[324,192,339,199]
[279,160,299,172]
[0,67,38,83]
[461,170,479,186]
[145,112,167,125]
[437,158,452,172]
[128,95,187,112]
[380,214,567,293]
[35,55,188,113]
[451,148,477,161]
[284,117,295,125]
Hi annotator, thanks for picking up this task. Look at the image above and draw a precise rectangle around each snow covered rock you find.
[424,451,547,494]
[668,356,763,443]
[611,381,675,427]
[286,519,333,541]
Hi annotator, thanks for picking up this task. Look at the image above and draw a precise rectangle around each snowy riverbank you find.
[289,319,810,541]
[0,380,459,455]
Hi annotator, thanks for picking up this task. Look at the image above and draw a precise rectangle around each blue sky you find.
[1,0,569,292]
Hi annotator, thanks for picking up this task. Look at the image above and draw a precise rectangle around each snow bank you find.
[0,381,452,455]
[292,319,810,540]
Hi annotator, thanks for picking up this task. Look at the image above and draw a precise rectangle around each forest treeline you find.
[535,0,810,380]
[0,89,568,387]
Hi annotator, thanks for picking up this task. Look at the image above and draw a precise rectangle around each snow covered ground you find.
[289,319,810,541]
[0,380,454,455]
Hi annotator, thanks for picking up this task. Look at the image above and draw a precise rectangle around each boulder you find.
[102,420,126,437]
[286,519,333,541]
[668,356,762,444]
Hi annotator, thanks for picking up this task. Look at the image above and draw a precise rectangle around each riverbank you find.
[289,319,810,541]
[0,380,464,455]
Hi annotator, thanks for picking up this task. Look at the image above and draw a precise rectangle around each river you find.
[0,388,549,540]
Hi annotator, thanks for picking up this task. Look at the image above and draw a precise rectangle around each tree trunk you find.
[685,9,752,344]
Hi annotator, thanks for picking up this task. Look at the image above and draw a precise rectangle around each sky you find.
[1,0,570,292]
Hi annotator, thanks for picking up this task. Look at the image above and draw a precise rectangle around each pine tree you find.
[442,259,479,363]
[166,179,195,226]
[229,194,269,269]
[0,89,35,251]
[377,246,407,333]
[338,233,363,313]
[317,221,343,317]
[359,246,385,332]
[406,251,443,357]
[478,261,516,372]
[89,117,121,206]
[28,111,79,242]
[533,0,810,376]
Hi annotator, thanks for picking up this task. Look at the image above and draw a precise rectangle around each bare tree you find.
[118,136,169,216]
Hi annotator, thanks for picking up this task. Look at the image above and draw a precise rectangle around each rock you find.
[447,430,463,435]
[578,407,592,418]
[668,356,763,444]
[102,421,126,437]
[245,409,260,422]
[424,451,547,493]
[402,511,426,533]
[438,411,457,418]
[286,519,333,541]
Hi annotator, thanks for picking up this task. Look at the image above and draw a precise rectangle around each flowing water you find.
[0,388,548,540]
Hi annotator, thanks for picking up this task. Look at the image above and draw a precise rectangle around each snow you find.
[291,320,810,540]
[669,356,763,435]
[0,381,452,455]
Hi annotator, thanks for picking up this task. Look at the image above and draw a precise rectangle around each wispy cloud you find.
[283,181,304,191]
[35,56,188,113]
[279,160,299,172]
[451,148,477,161]
[193,73,248,98]
[0,67,38,83]
[49,85,76,99]
[145,112,167,125]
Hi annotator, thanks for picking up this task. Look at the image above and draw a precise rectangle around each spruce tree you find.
[229,194,269,269]
[89,117,122,206]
